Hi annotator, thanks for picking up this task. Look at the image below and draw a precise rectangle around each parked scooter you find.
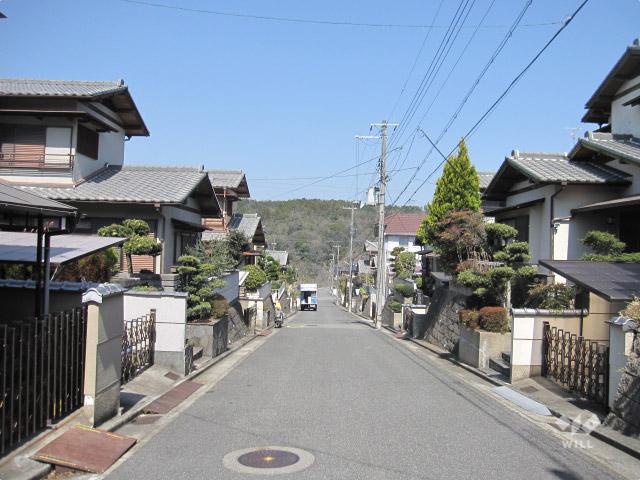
[275,311,284,328]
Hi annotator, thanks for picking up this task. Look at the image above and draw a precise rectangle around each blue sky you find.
[1,0,639,205]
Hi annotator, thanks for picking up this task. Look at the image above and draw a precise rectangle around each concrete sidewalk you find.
[405,334,640,462]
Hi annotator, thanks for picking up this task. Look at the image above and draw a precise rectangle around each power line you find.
[390,0,477,148]
[401,0,591,206]
[387,0,445,120]
[265,148,402,200]
[248,166,416,182]
[390,0,534,205]
[415,0,497,126]
[119,0,562,30]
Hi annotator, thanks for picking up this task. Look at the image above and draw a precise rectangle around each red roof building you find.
[384,213,426,236]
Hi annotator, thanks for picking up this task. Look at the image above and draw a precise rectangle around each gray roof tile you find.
[266,250,288,265]
[228,213,261,238]
[508,151,630,184]
[478,172,495,190]
[0,78,126,97]
[207,170,245,189]
[573,132,640,166]
[22,166,207,203]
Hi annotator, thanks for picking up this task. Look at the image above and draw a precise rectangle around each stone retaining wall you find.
[605,331,640,437]
[414,283,470,353]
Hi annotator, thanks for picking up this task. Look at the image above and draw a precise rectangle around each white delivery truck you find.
[299,284,318,311]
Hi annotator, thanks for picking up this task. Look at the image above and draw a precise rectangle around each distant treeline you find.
[236,199,423,284]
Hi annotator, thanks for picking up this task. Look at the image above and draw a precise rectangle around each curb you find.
[103,310,300,432]
[101,328,267,433]
[406,337,506,387]
[400,332,640,460]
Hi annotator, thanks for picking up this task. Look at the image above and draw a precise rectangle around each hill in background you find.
[236,199,423,284]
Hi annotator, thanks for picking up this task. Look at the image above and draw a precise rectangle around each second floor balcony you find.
[0,151,74,171]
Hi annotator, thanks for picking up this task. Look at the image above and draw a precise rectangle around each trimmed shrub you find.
[479,306,509,333]
[485,223,518,251]
[244,265,268,290]
[582,230,625,256]
[389,300,403,313]
[457,268,491,290]
[395,284,414,298]
[459,309,481,329]
[582,252,640,263]
[526,283,575,310]
[620,296,640,321]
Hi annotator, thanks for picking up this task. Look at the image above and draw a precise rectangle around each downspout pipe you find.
[549,182,567,262]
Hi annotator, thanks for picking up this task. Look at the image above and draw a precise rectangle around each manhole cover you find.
[238,449,299,468]
[223,446,314,475]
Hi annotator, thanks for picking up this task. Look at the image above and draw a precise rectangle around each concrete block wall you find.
[124,290,187,374]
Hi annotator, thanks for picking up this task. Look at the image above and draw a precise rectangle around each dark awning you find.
[572,195,640,214]
[0,182,76,217]
[539,260,640,301]
[171,218,205,232]
[0,232,125,265]
[489,198,544,216]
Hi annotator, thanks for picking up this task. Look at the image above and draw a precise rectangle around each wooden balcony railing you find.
[0,152,74,170]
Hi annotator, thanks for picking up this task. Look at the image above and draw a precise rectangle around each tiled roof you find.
[364,240,378,253]
[384,213,425,236]
[583,40,640,124]
[0,182,76,216]
[571,132,640,166]
[0,78,126,97]
[266,250,288,265]
[208,170,245,189]
[478,172,495,190]
[22,166,208,203]
[507,151,631,184]
[228,213,261,239]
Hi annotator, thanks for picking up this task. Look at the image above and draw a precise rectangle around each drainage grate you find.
[520,386,539,394]
[238,449,300,469]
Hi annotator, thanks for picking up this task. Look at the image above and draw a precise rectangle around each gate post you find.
[82,284,125,427]
[542,321,550,377]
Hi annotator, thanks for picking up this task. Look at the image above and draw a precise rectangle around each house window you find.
[0,125,46,164]
[76,125,99,159]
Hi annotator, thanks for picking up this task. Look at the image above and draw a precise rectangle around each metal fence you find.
[122,310,156,384]
[542,322,609,408]
[0,307,87,454]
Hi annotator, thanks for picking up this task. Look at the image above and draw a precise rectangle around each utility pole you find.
[343,205,357,312]
[371,120,398,328]
[334,244,341,305]
[330,253,335,296]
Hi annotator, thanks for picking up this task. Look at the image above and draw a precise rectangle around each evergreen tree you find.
[417,139,480,245]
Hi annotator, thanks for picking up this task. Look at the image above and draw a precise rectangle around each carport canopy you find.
[539,260,640,302]
[0,232,125,265]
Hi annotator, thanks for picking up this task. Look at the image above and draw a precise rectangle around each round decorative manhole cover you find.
[223,446,314,475]
[238,449,299,468]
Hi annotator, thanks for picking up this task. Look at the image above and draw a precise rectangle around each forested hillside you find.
[236,199,423,284]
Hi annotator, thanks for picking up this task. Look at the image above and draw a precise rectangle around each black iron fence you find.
[121,310,156,384]
[542,322,609,408]
[0,307,87,454]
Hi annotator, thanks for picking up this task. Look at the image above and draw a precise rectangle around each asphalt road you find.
[108,293,622,479]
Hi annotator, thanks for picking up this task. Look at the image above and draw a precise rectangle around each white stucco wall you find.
[497,184,625,265]
[160,205,203,273]
[73,129,125,182]
[124,291,187,354]
[611,74,640,138]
